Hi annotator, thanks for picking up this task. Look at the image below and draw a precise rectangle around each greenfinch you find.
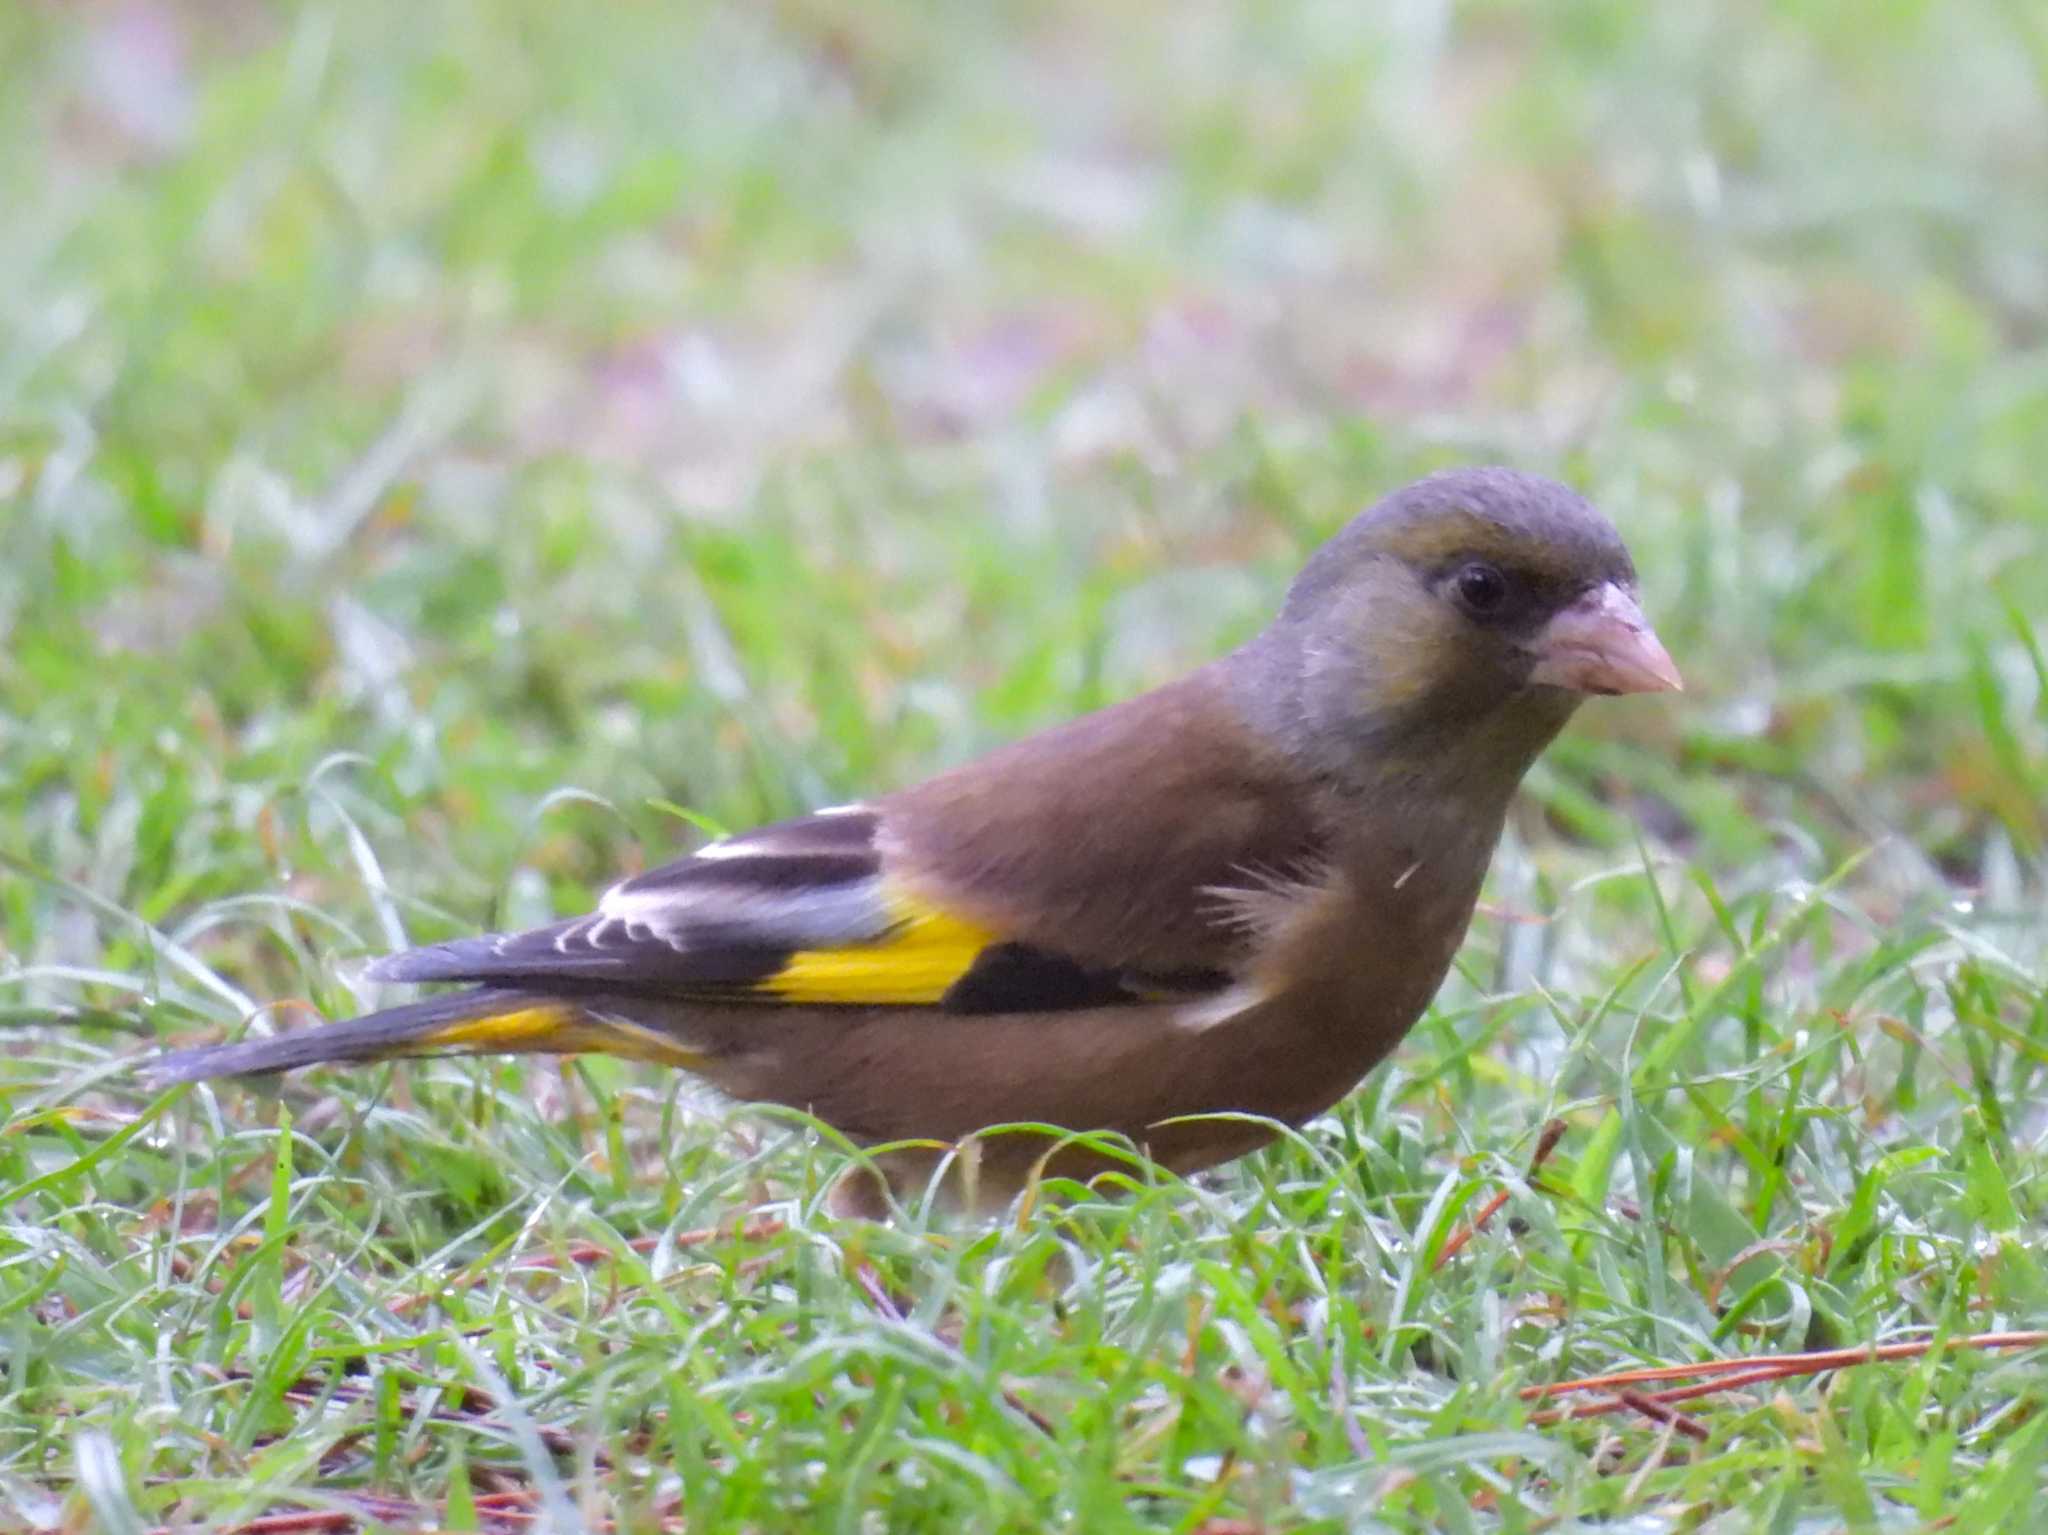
[150,468,1680,1212]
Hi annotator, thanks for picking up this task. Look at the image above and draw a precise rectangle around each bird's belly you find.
[673,858,1481,1189]
[684,948,1459,1181]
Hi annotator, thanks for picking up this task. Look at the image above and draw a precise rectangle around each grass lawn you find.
[3,1,2046,1529]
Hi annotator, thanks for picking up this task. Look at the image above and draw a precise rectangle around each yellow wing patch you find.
[760,889,998,1005]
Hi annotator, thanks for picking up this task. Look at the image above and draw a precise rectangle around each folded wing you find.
[369,805,1230,1013]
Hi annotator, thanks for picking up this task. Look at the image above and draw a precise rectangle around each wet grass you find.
[2,1,2046,1529]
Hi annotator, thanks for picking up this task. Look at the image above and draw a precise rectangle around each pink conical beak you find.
[1527,583,1683,696]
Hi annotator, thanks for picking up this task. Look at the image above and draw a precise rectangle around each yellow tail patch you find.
[422,1006,702,1067]
[763,891,997,1005]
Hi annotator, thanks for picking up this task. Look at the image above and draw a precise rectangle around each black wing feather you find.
[362,803,1234,1013]
[366,808,889,993]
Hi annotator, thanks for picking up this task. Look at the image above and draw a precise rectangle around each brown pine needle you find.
[1433,1117,1568,1270]
[216,1517,358,1535]
[1524,1330,2048,1401]
[1523,1330,2048,1429]
[1530,1365,1801,1428]
[1614,1388,1710,1441]
[1433,1186,1514,1270]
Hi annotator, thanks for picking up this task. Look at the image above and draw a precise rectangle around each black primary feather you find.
[366,807,892,994]
[144,989,539,1084]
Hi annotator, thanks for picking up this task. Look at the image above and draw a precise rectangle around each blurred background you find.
[4,0,2042,916]
[2,2,2046,1526]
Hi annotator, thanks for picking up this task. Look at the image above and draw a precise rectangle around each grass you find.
[2,0,2046,1528]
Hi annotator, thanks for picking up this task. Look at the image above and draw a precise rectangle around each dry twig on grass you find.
[1523,1330,2048,1431]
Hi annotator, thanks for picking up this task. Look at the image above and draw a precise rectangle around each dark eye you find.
[1453,562,1508,617]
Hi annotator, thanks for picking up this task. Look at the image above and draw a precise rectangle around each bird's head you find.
[1247,467,1680,804]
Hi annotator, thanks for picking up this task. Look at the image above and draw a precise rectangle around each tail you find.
[143,989,702,1086]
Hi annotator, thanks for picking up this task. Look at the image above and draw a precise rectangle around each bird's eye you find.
[1453,562,1508,616]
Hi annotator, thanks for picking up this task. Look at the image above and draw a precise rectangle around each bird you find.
[147,467,1681,1215]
